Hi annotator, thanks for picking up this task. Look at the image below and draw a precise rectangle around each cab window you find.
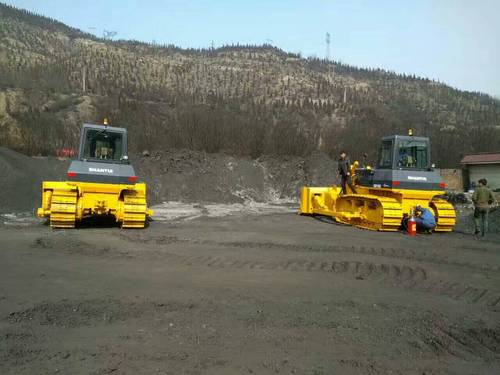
[83,129,124,161]
[397,140,428,169]
[378,140,393,169]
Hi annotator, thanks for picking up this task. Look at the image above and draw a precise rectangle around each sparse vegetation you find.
[0,2,499,166]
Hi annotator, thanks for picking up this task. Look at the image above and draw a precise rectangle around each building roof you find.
[460,152,500,165]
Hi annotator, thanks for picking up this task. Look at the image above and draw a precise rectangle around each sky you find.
[4,0,500,97]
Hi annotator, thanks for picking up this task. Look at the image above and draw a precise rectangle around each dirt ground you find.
[1,211,499,375]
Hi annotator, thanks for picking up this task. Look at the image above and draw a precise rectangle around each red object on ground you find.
[56,148,76,158]
[407,216,417,236]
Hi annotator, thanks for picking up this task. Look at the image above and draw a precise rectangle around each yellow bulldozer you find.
[300,132,456,232]
[37,121,153,228]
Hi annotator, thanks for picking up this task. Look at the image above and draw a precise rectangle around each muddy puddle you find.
[151,200,297,221]
[1,200,298,226]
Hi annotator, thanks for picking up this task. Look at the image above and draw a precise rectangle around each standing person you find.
[338,151,357,194]
[472,178,496,237]
[414,205,436,233]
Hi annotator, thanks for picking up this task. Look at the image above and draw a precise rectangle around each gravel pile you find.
[3,147,498,234]
[453,204,500,234]
[134,149,338,205]
[0,147,338,213]
[0,147,69,213]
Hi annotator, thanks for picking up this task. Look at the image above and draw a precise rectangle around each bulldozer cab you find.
[357,134,442,190]
[378,135,430,170]
[78,124,128,163]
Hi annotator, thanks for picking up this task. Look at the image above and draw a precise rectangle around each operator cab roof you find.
[82,123,127,133]
[382,135,429,142]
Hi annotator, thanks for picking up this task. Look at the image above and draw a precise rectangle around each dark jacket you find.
[472,185,496,209]
[338,157,351,177]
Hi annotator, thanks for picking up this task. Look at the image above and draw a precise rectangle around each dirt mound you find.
[490,208,500,233]
[454,205,500,234]
[0,147,69,214]
[134,149,338,205]
[4,146,498,236]
[0,147,338,213]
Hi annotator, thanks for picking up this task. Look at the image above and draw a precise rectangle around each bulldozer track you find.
[334,195,403,231]
[121,191,148,228]
[49,189,77,228]
[155,251,499,308]
[430,200,456,232]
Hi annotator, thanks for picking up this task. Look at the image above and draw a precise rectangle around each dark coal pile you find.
[454,205,500,234]
[0,148,69,213]
[6,145,498,236]
[133,150,338,205]
[0,147,338,213]
[491,208,500,233]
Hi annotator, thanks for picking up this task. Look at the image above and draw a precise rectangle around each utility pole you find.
[326,32,334,80]
[82,65,86,93]
[325,32,330,61]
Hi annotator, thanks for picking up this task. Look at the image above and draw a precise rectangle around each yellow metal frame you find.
[300,185,455,232]
[37,181,153,229]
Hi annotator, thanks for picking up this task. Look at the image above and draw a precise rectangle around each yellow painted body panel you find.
[37,181,153,229]
[299,185,456,232]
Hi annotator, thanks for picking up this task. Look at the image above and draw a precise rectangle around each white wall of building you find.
[468,164,500,190]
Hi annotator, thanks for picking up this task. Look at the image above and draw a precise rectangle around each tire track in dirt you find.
[420,324,500,359]
[121,233,498,273]
[157,251,499,308]
[113,234,500,307]
[205,240,499,272]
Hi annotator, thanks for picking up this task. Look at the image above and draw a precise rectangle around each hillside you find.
[1,2,499,167]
